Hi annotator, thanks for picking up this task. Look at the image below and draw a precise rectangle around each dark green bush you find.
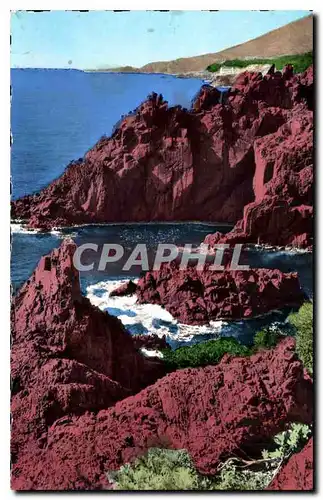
[253,328,279,350]
[288,302,313,374]
[206,52,313,74]
[161,306,313,373]
[206,62,222,72]
[161,337,250,371]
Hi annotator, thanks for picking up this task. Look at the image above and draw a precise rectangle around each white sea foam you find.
[247,244,311,255]
[50,227,64,236]
[50,227,78,238]
[86,279,225,343]
[11,223,42,234]
[140,348,164,359]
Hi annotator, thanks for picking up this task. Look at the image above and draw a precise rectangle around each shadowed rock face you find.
[11,336,312,490]
[11,89,253,228]
[128,262,305,325]
[12,66,313,247]
[110,279,137,297]
[267,438,313,491]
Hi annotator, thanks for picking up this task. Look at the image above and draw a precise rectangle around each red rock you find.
[11,240,163,392]
[132,333,169,351]
[11,337,313,490]
[12,66,312,238]
[267,438,314,491]
[283,64,294,81]
[193,84,221,111]
[134,262,305,325]
[204,66,313,249]
[110,279,137,297]
[11,240,166,489]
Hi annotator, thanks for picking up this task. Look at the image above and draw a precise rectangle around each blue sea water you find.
[10,69,313,348]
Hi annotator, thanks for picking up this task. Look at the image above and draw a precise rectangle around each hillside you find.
[107,14,313,74]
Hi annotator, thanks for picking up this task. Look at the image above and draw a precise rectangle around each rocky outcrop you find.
[110,279,137,297]
[11,337,313,490]
[204,66,313,249]
[11,240,164,393]
[131,262,305,325]
[267,438,313,491]
[132,333,169,351]
[12,66,313,248]
[10,243,313,490]
[11,88,254,228]
[11,240,166,489]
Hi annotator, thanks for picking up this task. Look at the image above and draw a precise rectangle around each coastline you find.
[83,68,236,88]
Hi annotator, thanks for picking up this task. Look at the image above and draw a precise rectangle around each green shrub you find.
[210,463,272,491]
[159,304,312,374]
[206,52,313,74]
[108,447,268,491]
[161,328,284,372]
[206,62,222,72]
[288,302,313,374]
[107,448,210,490]
[253,328,279,350]
[161,337,250,371]
[262,422,311,461]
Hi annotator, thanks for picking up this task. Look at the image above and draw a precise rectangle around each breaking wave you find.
[86,279,226,348]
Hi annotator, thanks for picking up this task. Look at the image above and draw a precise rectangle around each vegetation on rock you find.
[161,331,282,371]
[161,337,251,370]
[253,328,279,350]
[206,52,313,74]
[288,302,313,374]
[107,448,206,491]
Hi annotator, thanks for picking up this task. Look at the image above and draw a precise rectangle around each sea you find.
[10,68,313,349]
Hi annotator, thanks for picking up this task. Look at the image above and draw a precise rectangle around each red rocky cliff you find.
[11,337,312,490]
[12,65,313,247]
[205,65,313,249]
[11,240,166,489]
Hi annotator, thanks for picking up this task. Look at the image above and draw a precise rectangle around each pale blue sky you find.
[11,10,310,69]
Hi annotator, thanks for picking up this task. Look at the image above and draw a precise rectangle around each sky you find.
[11,10,311,69]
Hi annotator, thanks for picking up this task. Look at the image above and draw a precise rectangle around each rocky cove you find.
[11,64,314,490]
